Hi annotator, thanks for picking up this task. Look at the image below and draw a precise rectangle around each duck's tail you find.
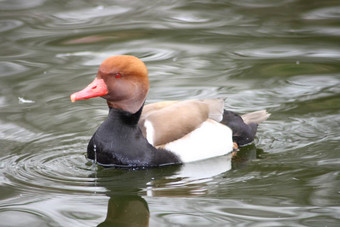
[221,109,270,146]
[241,110,270,125]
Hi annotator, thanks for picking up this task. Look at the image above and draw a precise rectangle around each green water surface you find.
[0,0,339,226]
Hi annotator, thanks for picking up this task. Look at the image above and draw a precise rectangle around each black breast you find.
[87,107,181,168]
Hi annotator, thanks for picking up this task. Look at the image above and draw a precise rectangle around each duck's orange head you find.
[70,55,149,113]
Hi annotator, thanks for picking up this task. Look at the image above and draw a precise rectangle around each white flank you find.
[163,119,233,163]
[144,120,155,145]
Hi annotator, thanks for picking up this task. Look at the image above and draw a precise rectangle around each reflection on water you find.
[1,0,340,226]
[98,196,150,227]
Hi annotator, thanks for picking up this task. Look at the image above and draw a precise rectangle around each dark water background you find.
[1,0,339,226]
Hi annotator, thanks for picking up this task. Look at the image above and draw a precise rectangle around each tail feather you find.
[241,110,270,125]
[221,109,270,146]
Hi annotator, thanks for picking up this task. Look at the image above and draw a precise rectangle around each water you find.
[1,0,339,226]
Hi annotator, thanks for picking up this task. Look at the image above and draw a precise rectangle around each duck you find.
[70,55,270,168]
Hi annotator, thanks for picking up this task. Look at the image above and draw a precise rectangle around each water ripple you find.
[54,5,131,22]
[56,44,179,66]
[0,19,23,32]
[231,0,295,8]
[235,47,340,59]
[1,0,340,225]
[0,134,105,194]
[260,113,340,154]
[303,6,340,20]
[323,27,340,37]
[150,197,339,226]
[0,62,29,78]
[0,0,45,10]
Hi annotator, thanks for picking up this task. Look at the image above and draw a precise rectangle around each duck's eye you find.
[114,73,122,78]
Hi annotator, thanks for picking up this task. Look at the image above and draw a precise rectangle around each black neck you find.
[107,104,143,126]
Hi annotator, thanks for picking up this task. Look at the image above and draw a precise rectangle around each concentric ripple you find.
[0,134,105,194]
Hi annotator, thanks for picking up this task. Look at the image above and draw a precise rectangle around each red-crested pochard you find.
[70,55,270,168]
